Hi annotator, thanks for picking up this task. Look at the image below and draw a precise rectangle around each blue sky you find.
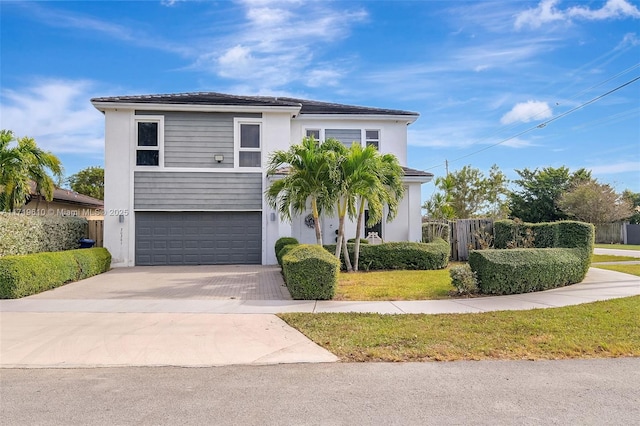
[1,0,639,202]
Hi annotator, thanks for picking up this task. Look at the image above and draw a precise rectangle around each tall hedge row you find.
[0,213,88,256]
[324,239,450,271]
[471,220,594,295]
[0,248,111,299]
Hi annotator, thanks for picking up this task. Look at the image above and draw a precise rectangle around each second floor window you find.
[365,130,380,150]
[239,123,261,167]
[136,121,160,166]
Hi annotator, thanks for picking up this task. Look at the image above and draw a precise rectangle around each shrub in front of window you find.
[282,244,340,300]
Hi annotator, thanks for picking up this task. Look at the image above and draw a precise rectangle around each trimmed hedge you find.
[324,239,450,271]
[0,248,111,299]
[472,220,594,295]
[282,244,340,300]
[0,213,88,256]
[468,248,585,295]
[494,220,594,251]
[277,244,298,267]
[275,237,299,259]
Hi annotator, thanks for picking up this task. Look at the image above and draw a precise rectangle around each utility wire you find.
[424,74,640,171]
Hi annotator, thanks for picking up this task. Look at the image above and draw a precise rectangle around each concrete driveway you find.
[26,265,292,300]
[0,265,341,368]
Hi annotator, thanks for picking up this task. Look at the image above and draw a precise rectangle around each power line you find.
[424,75,640,171]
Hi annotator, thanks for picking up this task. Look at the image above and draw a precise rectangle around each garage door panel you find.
[136,211,262,265]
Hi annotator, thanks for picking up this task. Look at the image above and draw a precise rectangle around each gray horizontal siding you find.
[136,111,260,168]
[134,171,263,210]
[325,129,361,147]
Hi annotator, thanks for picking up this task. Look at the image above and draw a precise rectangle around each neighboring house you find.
[21,183,104,219]
[91,92,433,267]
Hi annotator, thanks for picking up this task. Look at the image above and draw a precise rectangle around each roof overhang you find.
[296,113,419,124]
[91,101,302,115]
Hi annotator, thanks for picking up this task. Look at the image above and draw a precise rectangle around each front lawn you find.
[279,296,640,362]
[335,269,454,301]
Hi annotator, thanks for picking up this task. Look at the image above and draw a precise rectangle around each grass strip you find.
[591,254,639,263]
[595,244,640,251]
[591,263,640,277]
[335,270,454,301]
[279,296,640,362]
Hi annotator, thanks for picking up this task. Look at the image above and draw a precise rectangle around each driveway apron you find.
[0,265,339,368]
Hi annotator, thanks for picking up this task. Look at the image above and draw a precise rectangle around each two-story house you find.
[91,92,432,267]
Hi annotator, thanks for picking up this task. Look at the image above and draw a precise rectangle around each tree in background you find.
[509,166,591,223]
[0,130,63,212]
[67,166,104,200]
[422,164,509,219]
[622,190,640,224]
[558,181,634,224]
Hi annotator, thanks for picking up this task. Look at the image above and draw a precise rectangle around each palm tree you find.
[265,137,341,245]
[0,130,63,212]
[334,143,382,272]
[351,150,405,272]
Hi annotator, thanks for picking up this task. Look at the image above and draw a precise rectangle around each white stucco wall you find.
[103,109,134,267]
[262,111,294,265]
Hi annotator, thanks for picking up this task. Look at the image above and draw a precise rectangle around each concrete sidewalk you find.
[1,266,638,369]
[2,268,639,315]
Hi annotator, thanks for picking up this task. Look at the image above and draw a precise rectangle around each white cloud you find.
[500,137,537,148]
[192,1,368,90]
[500,100,553,124]
[0,80,105,155]
[515,0,640,29]
[589,161,640,174]
[568,0,640,20]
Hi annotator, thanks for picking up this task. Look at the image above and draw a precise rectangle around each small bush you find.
[449,264,478,295]
[277,244,298,267]
[0,248,111,299]
[324,239,450,271]
[0,213,87,256]
[282,244,340,300]
[469,248,585,295]
[275,236,298,258]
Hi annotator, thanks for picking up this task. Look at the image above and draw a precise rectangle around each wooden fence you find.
[423,218,496,261]
[594,223,623,244]
[450,219,494,261]
[87,220,104,248]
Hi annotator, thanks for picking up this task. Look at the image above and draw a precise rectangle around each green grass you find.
[335,269,455,300]
[595,244,640,251]
[591,254,639,263]
[592,263,640,277]
[279,296,640,362]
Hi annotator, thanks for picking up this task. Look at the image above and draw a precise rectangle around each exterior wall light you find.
[214,154,224,163]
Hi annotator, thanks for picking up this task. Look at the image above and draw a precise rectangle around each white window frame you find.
[365,129,380,150]
[305,128,322,141]
[234,118,263,169]
[133,115,164,169]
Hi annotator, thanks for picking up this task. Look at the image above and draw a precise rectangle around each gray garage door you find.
[135,212,262,265]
